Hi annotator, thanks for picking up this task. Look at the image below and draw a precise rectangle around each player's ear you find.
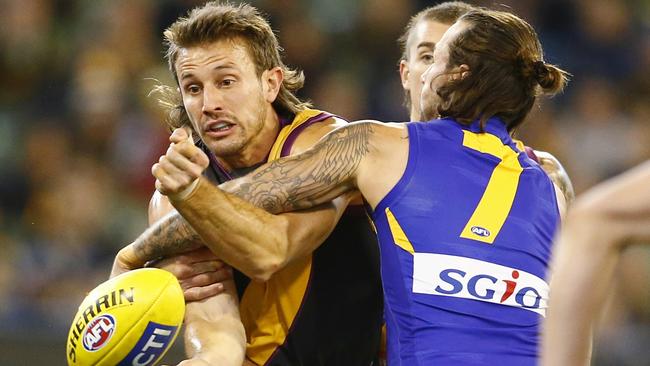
[449,64,470,81]
[399,59,410,90]
[458,64,470,80]
[262,67,283,103]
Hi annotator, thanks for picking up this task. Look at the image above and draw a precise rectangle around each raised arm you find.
[542,161,650,366]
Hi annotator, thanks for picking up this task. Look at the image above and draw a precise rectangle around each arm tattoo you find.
[229,122,375,213]
[133,211,203,263]
[131,122,374,262]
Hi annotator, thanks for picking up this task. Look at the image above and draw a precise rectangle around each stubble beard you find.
[210,94,268,158]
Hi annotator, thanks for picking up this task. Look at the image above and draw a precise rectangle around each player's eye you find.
[220,78,235,87]
[186,85,201,94]
[420,54,434,64]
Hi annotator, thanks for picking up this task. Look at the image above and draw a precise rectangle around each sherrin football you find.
[66,268,185,366]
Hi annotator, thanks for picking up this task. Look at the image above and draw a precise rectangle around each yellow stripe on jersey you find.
[460,131,523,244]
[385,207,415,254]
[241,108,326,364]
[240,257,313,364]
[268,109,324,160]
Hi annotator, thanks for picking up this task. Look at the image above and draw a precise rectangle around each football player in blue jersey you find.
[120,8,570,365]
[397,2,574,205]
[542,161,650,366]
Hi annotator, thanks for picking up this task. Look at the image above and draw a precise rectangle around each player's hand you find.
[151,247,232,302]
[110,245,143,278]
[153,127,210,201]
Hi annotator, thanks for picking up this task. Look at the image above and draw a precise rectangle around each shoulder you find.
[363,121,409,159]
[288,115,345,155]
[290,117,407,155]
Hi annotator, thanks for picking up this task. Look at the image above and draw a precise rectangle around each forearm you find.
[143,122,373,276]
[115,211,204,272]
[183,279,246,366]
[543,161,650,365]
[542,213,618,366]
[171,177,297,280]
[125,181,342,279]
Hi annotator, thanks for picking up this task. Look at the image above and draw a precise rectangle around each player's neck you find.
[409,109,419,122]
[217,108,280,171]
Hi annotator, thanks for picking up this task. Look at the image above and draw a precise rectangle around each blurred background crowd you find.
[0,0,648,364]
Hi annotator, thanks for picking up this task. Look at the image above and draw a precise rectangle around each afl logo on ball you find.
[82,314,116,352]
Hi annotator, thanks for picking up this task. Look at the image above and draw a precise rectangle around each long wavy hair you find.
[155,1,310,130]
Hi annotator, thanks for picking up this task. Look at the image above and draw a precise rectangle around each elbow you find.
[248,260,283,282]
[247,252,285,282]
[247,220,292,282]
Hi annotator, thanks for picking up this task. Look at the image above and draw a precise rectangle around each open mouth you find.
[208,121,233,132]
[205,120,235,136]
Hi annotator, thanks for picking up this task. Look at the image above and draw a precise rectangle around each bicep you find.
[570,161,650,247]
[221,121,378,213]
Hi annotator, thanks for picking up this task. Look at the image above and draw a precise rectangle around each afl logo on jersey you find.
[82,314,116,352]
[470,226,491,237]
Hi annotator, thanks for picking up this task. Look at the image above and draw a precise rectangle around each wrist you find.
[170,177,201,202]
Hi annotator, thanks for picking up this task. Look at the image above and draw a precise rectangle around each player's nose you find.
[421,65,434,84]
[201,83,225,113]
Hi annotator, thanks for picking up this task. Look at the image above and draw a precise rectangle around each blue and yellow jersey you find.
[371,117,559,365]
[201,109,383,366]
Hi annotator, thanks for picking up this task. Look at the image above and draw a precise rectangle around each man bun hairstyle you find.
[436,9,569,132]
[530,60,566,93]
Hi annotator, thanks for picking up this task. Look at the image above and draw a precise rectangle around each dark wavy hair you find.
[436,9,570,132]
[156,1,310,130]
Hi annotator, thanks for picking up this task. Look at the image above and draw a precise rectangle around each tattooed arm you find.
[145,192,246,366]
[219,120,376,213]
[111,209,203,277]
[114,120,377,280]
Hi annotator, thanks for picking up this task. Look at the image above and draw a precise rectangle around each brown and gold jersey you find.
[200,109,383,366]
